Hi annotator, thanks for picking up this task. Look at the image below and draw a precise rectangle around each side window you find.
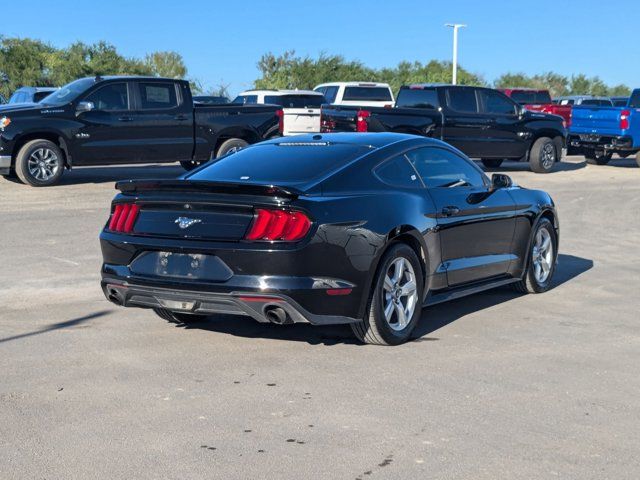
[445,88,478,113]
[138,83,178,109]
[324,86,339,103]
[479,90,517,115]
[243,95,258,104]
[405,147,486,188]
[375,155,422,188]
[85,83,129,111]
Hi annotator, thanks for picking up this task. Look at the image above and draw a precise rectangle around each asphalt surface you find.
[1,156,639,479]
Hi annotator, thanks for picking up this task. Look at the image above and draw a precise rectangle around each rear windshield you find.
[343,86,392,102]
[509,91,552,105]
[629,91,640,109]
[580,99,613,107]
[612,98,628,107]
[395,88,440,109]
[187,142,372,185]
[264,95,325,108]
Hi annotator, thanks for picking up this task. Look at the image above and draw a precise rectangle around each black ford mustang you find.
[100,133,559,345]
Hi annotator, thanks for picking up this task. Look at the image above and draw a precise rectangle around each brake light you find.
[245,208,311,242]
[356,110,370,132]
[620,110,630,130]
[276,109,284,134]
[107,203,140,233]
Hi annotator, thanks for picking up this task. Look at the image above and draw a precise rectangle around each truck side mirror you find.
[76,101,95,116]
[491,173,513,189]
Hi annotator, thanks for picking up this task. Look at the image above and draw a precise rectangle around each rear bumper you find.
[101,276,359,325]
[0,155,11,175]
[568,134,635,152]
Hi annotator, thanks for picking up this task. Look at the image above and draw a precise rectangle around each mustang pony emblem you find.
[175,217,202,229]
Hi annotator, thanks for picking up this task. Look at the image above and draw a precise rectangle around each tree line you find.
[1,37,631,101]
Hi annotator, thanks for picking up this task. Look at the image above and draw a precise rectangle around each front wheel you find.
[351,243,424,345]
[529,137,557,173]
[481,159,504,169]
[513,218,558,294]
[15,139,65,186]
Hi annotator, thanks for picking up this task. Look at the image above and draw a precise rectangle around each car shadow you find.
[604,156,639,168]
[56,164,186,186]
[165,253,593,346]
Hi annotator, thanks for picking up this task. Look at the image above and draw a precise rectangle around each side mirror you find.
[491,173,513,190]
[76,101,94,116]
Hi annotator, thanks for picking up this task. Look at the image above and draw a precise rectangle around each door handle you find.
[118,116,133,122]
[441,206,460,217]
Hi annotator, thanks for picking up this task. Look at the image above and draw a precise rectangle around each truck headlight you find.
[0,117,10,130]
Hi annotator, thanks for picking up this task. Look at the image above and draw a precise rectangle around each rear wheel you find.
[481,159,503,169]
[513,218,557,294]
[15,139,65,186]
[351,243,424,345]
[153,308,208,324]
[529,137,557,173]
[585,151,612,165]
[216,138,249,157]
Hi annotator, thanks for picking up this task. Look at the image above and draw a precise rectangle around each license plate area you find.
[130,252,233,281]
[579,134,601,142]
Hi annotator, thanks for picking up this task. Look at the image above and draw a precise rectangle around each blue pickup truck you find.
[568,89,640,166]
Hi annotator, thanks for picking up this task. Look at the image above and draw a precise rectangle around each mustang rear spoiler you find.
[115,179,304,199]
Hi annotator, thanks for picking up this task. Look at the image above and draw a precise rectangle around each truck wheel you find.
[15,140,65,186]
[350,243,424,346]
[529,137,556,173]
[216,138,249,158]
[481,159,503,169]
[180,160,205,171]
[585,151,612,165]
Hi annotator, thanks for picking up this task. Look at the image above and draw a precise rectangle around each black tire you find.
[180,160,205,171]
[15,139,65,186]
[481,159,503,169]
[529,137,557,173]
[636,152,640,168]
[153,308,208,324]
[216,138,249,158]
[585,151,612,165]
[351,243,424,346]
[513,218,558,294]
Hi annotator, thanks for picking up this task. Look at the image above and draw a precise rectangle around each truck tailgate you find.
[570,106,623,135]
[320,106,358,132]
[283,107,321,136]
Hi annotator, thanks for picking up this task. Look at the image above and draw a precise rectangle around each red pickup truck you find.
[499,88,572,127]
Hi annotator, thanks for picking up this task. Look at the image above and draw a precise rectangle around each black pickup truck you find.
[321,84,567,173]
[0,76,282,186]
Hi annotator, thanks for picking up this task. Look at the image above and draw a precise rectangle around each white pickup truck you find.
[313,82,394,108]
[232,90,325,136]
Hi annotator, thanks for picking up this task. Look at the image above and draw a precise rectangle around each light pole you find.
[445,23,466,85]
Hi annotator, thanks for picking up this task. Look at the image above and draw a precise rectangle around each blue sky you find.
[3,0,637,95]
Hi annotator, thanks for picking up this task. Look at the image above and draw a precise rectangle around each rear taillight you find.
[245,208,311,242]
[620,110,630,130]
[107,203,140,233]
[276,109,284,134]
[356,110,370,132]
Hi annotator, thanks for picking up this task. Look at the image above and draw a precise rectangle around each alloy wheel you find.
[532,227,553,284]
[27,148,60,181]
[382,257,418,331]
[541,143,556,169]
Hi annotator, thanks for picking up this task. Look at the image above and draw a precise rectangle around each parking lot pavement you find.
[1,157,639,479]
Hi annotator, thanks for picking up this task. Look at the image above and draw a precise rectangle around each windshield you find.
[263,95,325,108]
[510,91,552,105]
[40,78,96,106]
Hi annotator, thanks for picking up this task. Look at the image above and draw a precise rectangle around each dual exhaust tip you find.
[263,305,292,325]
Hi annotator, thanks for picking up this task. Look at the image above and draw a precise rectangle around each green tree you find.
[144,51,187,79]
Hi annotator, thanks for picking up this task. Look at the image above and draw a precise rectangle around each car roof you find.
[80,75,184,83]
[314,82,391,88]
[239,89,322,96]
[499,87,549,92]
[15,86,58,92]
